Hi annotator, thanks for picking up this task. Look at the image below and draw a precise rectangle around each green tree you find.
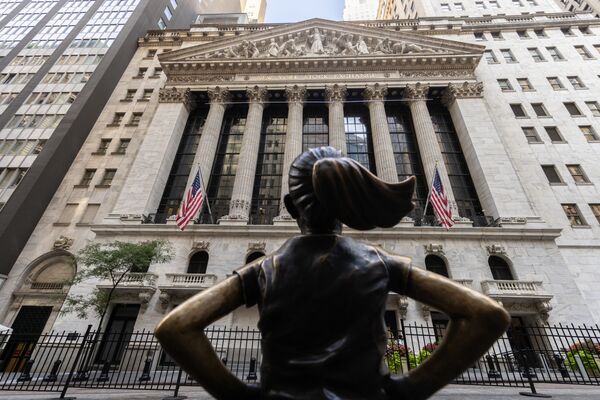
[61,240,173,330]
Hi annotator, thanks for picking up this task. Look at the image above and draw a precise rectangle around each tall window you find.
[386,105,427,216]
[156,107,207,223]
[188,251,208,274]
[204,106,247,222]
[425,255,449,277]
[250,106,287,225]
[302,105,329,151]
[489,256,514,280]
[429,103,483,220]
[562,203,586,226]
[344,103,376,173]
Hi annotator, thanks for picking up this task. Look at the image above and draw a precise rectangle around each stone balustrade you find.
[480,280,550,299]
[166,273,218,288]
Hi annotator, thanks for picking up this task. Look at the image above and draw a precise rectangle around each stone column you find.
[404,83,459,216]
[364,83,398,183]
[443,82,534,218]
[276,85,306,222]
[324,84,347,154]
[187,86,231,188]
[112,87,191,218]
[223,86,268,223]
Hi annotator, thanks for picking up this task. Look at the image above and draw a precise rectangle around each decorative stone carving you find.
[225,199,251,219]
[442,81,484,105]
[498,217,527,226]
[246,86,269,103]
[207,86,231,104]
[120,214,144,222]
[200,28,448,60]
[486,244,506,255]
[159,292,171,305]
[285,85,307,104]
[324,84,347,102]
[169,75,234,84]
[158,87,192,109]
[193,241,210,251]
[398,70,472,79]
[53,236,74,251]
[248,241,266,252]
[424,243,444,255]
[403,83,429,101]
[363,83,388,101]
[138,292,152,305]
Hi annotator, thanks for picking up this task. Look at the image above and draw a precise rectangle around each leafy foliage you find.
[61,240,173,321]
[564,341,600,371]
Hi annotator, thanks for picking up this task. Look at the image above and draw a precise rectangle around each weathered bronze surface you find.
[155,147,510,400]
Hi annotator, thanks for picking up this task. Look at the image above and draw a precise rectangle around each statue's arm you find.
[155,277,256,400]
[385,256,510,400]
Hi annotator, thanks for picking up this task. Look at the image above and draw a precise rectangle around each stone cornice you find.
[364,83,388,101]
[246,86,269,103]
[207,86,231,104]
[285,85,307,104]
[442,81,484,104]
[324,84,348,102]
[403,83,430,101]
[158,87,191,109]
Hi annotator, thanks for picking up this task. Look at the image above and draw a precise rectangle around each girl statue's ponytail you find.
[287,147,415,231]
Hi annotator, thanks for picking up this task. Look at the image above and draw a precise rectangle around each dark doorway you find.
[489,256,514,280]
[187,251,209,274]
[507,316,540,369]
[384,310,399,337]
[425,255,449,277]
[95,304,140,366]
[1,306,52,372]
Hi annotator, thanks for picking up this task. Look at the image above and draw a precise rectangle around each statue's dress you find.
[235,234,411,400]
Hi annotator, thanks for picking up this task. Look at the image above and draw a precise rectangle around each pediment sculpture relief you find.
[201,28,446,60]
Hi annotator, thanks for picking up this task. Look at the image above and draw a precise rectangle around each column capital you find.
[159,87,192,109]
[324,84,347,103]
[285,85,307,104]
[442,81,484,105]
[207,86,231,104]
[246,85,269,103]
[363,83,388,101]
[403,83,429,101]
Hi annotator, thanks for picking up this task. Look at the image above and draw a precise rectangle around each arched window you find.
[489,256,514,280]
[246,251,265,264]
[187,251,209,274]
[425,255,449,277]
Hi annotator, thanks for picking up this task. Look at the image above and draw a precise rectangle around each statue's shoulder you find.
[371,245,412,268]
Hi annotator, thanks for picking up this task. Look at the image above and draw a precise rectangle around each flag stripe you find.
[429,168,454,229]
[176,170,204,231]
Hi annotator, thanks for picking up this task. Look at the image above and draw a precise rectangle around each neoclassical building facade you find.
[1,13,600,342]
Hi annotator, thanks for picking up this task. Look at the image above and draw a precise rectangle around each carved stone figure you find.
[340,34,357,55]
[156,147,511,400]
[53,236,74,251]
[356,35,369,55]
[281,37,298,56]
[308,28,324,54]
[267,38,280,57]
[374,38,392,54]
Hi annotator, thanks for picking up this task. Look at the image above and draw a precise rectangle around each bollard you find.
[486,355,502,379]
[138,357,152,382]
[43,360,63,382]
[246,358,258,381]
[17,359,34,382]
[96,361,111,382]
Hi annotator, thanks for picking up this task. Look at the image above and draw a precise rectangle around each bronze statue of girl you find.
[156,147,510,400]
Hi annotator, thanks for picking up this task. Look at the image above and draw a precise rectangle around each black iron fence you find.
[0,322,598,396]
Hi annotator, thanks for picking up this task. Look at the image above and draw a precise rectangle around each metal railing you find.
[0,322,598,396]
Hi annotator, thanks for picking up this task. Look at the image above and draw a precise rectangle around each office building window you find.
[531,103,549,117]
[564,102,583,116]
[146,49,157,58]
[580,126,599,141]
[542,165,562,183]
[567,76,586,89]
[500,49,517,62]
[579,26,592,35]
[491,31,503,40]
[141,89,153,101]
[110,113,125,126]
[79,169,96,186]
[511,104,528,117]
[128,112,143,126]
[79,204,100,225]
[562,204,586,226]
[517,30,529,39]
[152,67,163,78]
[123,89,136,101]
[158,17,166,30]
[546,47,564,61]
[522,127,541,143]
[170,0,178,8]
[99,169,116,187]
[575,45,594,59]
[302,105,329,151]
[455,2,465,10]
[441,3,450,11]
[534,29,547,38]
[561,27,575,36]
[474,32,485,41]
[164,6,173,21]
[547,77,564,90]
[517,78,533,91]
[590,204,600,224]
[95,139,111,155]
[544,127,563,142]
[528,47,545,62]
[114,139,130,154]
[135,68,147,78]
[586,101,600,116]
[497,79,513,91]
[484,50,498,63]
[566,164,589,183]
[344,104,376,173]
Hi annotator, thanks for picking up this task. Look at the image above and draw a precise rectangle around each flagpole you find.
[197,164,214,224]
[422,161,439,225]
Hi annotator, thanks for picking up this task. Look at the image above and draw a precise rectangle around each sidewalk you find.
[1,384,599,399]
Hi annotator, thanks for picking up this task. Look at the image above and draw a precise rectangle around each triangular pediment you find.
[159,18,484,64]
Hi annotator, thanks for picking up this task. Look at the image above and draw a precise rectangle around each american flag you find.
[430,168,454,229]
[176,170,204,231]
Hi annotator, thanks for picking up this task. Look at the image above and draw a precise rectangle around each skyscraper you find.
[0,0,200,276]
[343,0,379,20]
